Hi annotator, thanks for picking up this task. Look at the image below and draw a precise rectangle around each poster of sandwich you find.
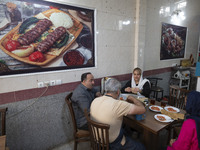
[0,0,95,75]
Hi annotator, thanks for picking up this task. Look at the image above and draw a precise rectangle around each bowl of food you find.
[79,33,92,49]
[76,11,92,22]
[63,49,84,66]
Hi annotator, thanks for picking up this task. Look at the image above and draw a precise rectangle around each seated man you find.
[90,78,146,150]
[71,72,101,130]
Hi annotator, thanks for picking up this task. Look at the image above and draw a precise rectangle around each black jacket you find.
[121,80,151,98]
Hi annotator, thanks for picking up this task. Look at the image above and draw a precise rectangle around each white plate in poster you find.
[154,114,173,123]
[149,105,163,112]
[164,106,180,113]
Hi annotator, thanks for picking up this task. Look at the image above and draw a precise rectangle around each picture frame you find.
[0,0,95,76]
[160,22,187,60]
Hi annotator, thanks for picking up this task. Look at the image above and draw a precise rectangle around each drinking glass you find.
[150,99,155,105]
[161,100,167,108]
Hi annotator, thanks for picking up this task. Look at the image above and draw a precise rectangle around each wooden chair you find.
[167,85,190,141]
[84,109,110,150]
[65,93,90,150]
[0,108,9,150]
[0,135,6,150]
[0,108,7,136]
[169,85,190,109]
[148,77,164,101]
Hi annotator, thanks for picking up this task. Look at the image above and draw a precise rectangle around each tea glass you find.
[150,99,155,105]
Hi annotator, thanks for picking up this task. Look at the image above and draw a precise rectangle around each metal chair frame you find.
[148,77,164,101]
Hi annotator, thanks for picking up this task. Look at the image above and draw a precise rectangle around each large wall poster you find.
[0,0,95,76]
[160,22,187,60]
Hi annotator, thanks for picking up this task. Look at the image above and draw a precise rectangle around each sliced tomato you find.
[29,51,46,62]
[5,40,20,52]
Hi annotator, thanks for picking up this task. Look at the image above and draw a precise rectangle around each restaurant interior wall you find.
[0,0,137,94]
[0,0,138,149]
[1,0,200,149]
[143,0,200,71]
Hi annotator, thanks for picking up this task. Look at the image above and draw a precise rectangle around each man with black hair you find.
[71,72,101,130]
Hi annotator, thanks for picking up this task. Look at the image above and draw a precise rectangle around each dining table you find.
[123,100,186,150]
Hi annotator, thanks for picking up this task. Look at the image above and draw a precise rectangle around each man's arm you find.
[127,96,146,115]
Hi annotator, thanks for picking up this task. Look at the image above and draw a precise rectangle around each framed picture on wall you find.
[0,0,95,76]
[160,22,187,60]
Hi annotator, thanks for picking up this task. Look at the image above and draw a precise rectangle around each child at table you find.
[167,91,200,150]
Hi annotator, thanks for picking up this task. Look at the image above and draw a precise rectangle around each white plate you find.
[120,93,145,99]
[120,93,141,100]
[149,105,163,112]
[119,94,127,100]
[164,106,180,113]
[120,93,149,107]
[154,114,173,123]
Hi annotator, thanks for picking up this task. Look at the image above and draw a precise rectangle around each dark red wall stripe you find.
[0,67,172,105]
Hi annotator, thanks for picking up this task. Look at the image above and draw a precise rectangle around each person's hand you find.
[170,139,176,146]
[125,87,132,92]
[131,87,140,94]
[96,92,102,97]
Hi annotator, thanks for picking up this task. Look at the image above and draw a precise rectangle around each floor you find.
[133,128,169,150]
[51,141,90,150]
[51,129,169,150]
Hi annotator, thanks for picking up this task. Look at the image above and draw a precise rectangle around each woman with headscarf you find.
[121,67,151,97]
[167,91,200,150]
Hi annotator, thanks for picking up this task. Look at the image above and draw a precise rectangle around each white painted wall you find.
[1,0,200,94]
[0,0,137,93]
[143,0,200,71]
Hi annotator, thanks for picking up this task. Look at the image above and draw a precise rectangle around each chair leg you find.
[153,91,156,98]
[167,127,172,145]
[74,141,77,150]
[156,92,158,101]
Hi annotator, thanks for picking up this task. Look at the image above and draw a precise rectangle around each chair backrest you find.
[65,92,78,133]
[84,110,110,150]
[169,85,190,109]
[148,77,162,87]
[0,108,7,136]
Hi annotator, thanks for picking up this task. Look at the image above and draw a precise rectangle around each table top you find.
[124,101,186,135]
